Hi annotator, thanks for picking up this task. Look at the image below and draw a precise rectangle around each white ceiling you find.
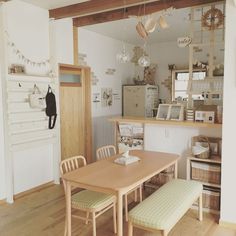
[20,0,191,45]
[21,0,89,10]
[83,8,190,45]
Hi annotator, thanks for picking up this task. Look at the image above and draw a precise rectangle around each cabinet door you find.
[123,86,145,116]
[145,86,158,117]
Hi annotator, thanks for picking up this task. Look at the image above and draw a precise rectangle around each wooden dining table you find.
[62,150,180,236]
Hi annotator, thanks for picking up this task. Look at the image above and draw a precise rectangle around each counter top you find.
[109,116,222,128]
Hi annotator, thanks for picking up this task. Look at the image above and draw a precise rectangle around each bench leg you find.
[128,221,133,236]
[162,230,168,236]
[139,185,143,202]
[198,193,203,221]
[125,194,128,222]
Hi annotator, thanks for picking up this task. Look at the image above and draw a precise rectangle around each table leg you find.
[117,192,123,236]
[66,182,72,236]
[174,161,178,179]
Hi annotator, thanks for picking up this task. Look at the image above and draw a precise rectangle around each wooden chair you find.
[60,156,117,236]
[96,145,143,221]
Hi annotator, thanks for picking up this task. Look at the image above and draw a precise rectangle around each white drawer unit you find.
[123,85,158,117]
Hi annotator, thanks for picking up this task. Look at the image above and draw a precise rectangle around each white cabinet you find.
[123,85,158,117]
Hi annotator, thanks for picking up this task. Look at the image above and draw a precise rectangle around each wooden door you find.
[59,64,92,163]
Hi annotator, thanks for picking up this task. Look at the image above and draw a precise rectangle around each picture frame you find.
[156,104,170,120]
[156,104,184,121]
[168,104,184,121]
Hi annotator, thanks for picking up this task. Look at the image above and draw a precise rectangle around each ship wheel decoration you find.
[201,7,224,30]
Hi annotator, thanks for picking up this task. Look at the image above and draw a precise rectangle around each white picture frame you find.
[156,104,184,121]
[168,104,184,121]
[156,104,170,120]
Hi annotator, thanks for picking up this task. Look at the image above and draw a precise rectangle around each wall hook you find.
[18,82,22,87]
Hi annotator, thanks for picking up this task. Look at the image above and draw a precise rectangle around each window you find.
[172,69,206,101]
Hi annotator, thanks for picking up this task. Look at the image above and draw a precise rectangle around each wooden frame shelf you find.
[109,116,222,128]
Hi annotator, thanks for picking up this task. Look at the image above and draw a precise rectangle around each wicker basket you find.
[191,161,221,185]
[194,188,220,211]
[191,135,210,159]
[203,188,220,211]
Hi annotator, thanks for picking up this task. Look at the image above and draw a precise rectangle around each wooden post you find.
[73,26,79,65]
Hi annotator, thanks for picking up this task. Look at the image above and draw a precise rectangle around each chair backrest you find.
[96,145,116,161]
[60,156,86,191]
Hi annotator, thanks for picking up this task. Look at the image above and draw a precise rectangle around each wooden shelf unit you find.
[187,155,221,214]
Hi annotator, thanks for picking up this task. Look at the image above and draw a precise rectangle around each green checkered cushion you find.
[129,179,202,231]
[72,190,115,210]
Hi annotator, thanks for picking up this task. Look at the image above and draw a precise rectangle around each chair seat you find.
[72,190,116,211]
[129,179,202,231]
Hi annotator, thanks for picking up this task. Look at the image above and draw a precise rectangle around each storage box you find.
[191,162,221,185]
[203,188,220,211]
[194,187,220,211]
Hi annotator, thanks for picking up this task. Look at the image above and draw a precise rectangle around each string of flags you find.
[5,31,50,68]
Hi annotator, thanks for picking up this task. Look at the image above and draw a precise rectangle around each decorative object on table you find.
[101,88,113,107]
[8,64,25,74]
[143,64,157,85]
[45,85,57,129]
[177,36,192,48]
[29,84,46,109]
[191,135,210,159]
[201,7,224,31]
[114,150,140,166]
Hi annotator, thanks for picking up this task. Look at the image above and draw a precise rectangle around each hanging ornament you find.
[116,44,130,63]
[138,55,151,67]
[138,41,151,67]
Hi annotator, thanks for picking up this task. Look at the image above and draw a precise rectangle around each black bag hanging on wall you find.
[45,85,57,129]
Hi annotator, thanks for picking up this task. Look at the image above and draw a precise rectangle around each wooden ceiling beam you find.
[73,0,224,27]
[49,0,160,20]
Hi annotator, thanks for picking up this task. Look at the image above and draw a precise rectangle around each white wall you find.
[0,65,6,199]
[78,28,135,117]
[53,18,74,65]
[5,0,50,76]
[145,124,222,178]
[150,41,189,101]
[220,0,236,225]
[0,0,55,199]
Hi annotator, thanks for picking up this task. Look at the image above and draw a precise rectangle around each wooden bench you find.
[128,179,203,236]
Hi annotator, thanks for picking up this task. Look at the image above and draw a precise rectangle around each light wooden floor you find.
[0,184,235,236]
